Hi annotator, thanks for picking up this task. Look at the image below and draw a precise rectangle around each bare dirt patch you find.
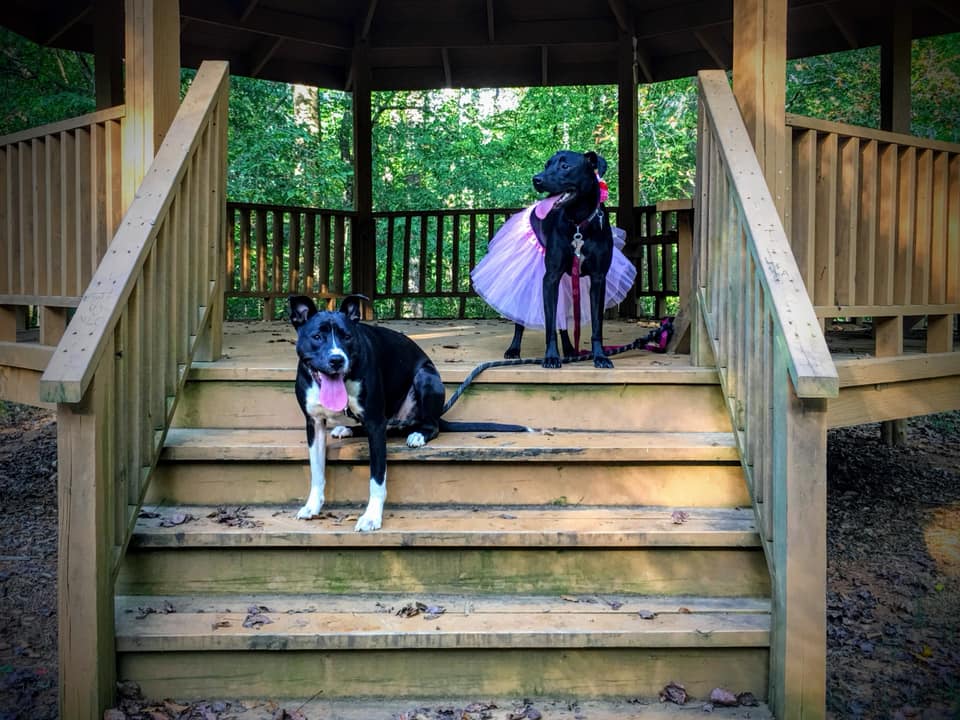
[1,403,958,719]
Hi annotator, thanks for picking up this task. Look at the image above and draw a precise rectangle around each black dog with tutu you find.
[471,150,636,368]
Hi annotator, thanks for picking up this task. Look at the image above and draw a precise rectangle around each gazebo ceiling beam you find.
[43,3,91,46]
[360,0,378,42]
[180,0,352,48]
[247,35,284,78]
[606,0,633,33]
[485,0,495,42]
[232,0,260,23]
[694,28,731,70]
[824,4,860,49]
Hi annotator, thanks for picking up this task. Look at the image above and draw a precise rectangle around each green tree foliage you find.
[0,28,94,135]
[786,33,960,142]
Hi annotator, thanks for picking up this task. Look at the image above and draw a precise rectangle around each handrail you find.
[695,69,838,718]
[40,66,226,402]
[38,60,229,718]
[0,105,126,145]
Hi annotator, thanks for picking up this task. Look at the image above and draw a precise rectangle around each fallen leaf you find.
[659,681,688,705]
[211,619,231,630]
[159,511,196,527]
[638,609,657,620]
[737,692,759,707]
[243,605,273,628]
[671,510,690,524]
[709,687,738,706]
[137,510,161,519]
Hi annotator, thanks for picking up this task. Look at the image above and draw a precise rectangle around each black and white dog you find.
[289,294,527,532]
[506,150,617,368]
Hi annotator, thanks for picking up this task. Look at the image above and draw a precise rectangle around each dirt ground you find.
[1,403,958,719]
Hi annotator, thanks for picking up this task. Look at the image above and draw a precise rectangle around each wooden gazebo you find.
[1,2,958,718]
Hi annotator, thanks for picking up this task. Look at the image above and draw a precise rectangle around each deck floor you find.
[217,317,689,378]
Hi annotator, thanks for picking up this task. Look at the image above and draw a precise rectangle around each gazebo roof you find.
[3,0,958,90]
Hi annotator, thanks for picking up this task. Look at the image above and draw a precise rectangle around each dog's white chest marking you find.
[305,378,363,422]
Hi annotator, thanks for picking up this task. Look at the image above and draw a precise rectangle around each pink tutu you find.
[470,200,637,330]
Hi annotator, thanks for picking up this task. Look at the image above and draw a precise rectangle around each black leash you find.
[442,338,645,415]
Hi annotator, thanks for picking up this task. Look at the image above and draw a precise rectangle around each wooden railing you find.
[695,70,839,718]
[0,105,125,349]
[226,202,355,319]
[38,61,229,717]
[787,114,960,356]
[224,202,684,320]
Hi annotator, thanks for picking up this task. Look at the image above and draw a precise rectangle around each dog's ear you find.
[289,295,319,328]
[585,151,608,179]
[338,294,369,323]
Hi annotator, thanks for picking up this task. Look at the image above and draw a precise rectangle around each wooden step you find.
[115,594,769,702]
[161,428,740,463]
[119,506,769,597]
[170,378,731,432]
[100,696,774,719]
[115,593,770,652]
[149,428,750,507]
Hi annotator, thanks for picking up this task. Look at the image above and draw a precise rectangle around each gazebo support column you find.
[732,0,787,221]
[351,40,377,315]
[880,1,912,446]
[616,28,640,317]
[732,1,826,717]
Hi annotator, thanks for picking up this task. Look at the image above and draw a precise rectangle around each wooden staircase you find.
[115,346,774,714]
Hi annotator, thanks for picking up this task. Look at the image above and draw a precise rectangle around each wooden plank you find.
[169,380,730,432]
[116,605,770,653]
[815,303,960,318]
[948,155,960,304]
[769,356,827,717]
[118,546,770,597]
[786,113,960,154]
[913,149,934,304]
[836,136,859,306]
[118,648,769,704]
[0,294,81,307]
[0,364,53,408]
[0,105,125,146]
[814,131,837,306]
[835,352,960,387]
[930,152,949,304]
[894,146,916,304]
[56,369,116,716]
[131,505,761,549]
[828,375,960,428]
[148,460,751,509]
[925,315,954,354]
[161,427,740,463]
[876,143,898,305]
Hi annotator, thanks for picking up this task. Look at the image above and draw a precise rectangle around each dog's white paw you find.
[406,431,426,448]
[331,425,354,439]
[296,491,324,519]
[355,510,382,532]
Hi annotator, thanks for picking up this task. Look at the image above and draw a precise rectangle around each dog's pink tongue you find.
[534,194,563,219]
[319,373,348,411]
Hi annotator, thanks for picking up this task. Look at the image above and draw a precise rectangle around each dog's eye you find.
[312,333,322,340]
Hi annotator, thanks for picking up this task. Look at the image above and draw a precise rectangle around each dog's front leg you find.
[355,422,387,532]
[504,323,524,359]
[541,268,564,368]
[589,274,614,368]
[297,417,327,519]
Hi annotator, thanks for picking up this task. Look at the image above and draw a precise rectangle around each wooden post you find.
[876,315,908,444]
[770,357,827,718]
[39,306,68,346]
[94,0,124,109]
[732,0,787,222]
[879,1,912,445]
[880,1,912,134]
[617,29,639,317]
[57,368,116,719]
[0,305,16,341]
[122,0,181,210]
[352,40,376,316]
